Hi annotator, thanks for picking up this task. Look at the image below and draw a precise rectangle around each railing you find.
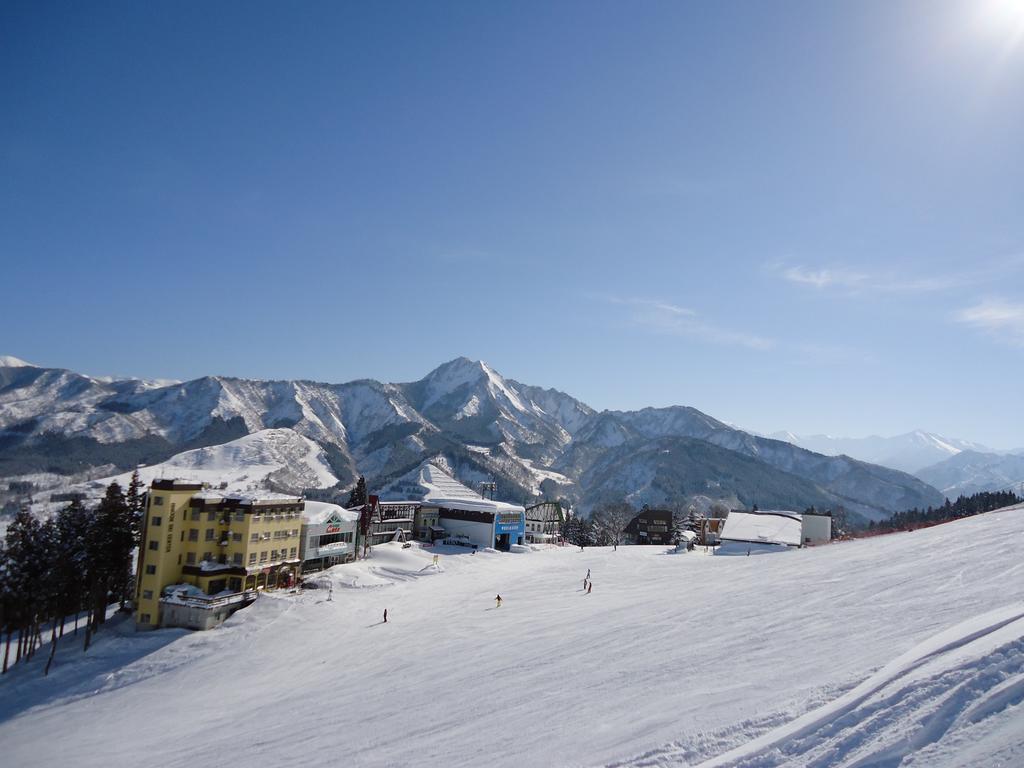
[316,542,350,553]
[160,589,259,610]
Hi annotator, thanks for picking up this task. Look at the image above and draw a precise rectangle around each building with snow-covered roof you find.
[381,461,526,551]
[300,500,360,572]
[134,479,305,630]
[525,501,565,544]
[719,510,803,549]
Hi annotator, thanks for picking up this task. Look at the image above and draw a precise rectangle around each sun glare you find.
[973,0,1024,50]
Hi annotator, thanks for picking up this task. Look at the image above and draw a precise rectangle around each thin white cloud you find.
[772,254,1024,296]
[606,296,774,350]
[954,298,1024,347]
[782,266,869,290]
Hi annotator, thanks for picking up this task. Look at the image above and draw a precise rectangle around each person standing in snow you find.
[586,568,591,580]
[383,609,388,623]
[587,582,592,594]
[495,594,502,608]
[583,577,588,589]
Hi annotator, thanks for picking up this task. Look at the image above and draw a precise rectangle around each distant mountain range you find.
[915,451,1024,498]
[0,355,948,522]
[765,430,993,475]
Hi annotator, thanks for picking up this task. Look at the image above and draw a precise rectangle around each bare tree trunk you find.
[2,628,11,674]
[59,612,66,638]
[44,622,58,676]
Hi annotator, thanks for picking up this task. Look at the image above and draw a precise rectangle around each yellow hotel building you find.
[134,479,304,630]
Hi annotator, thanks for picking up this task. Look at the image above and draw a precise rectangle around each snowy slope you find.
[84,429,337,500]
[3,507,1024,767]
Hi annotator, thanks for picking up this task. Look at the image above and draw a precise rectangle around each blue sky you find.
[2,1,1023,447]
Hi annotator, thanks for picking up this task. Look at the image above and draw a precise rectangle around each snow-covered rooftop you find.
[302,500,360,525]
[417,462,524,514]
[382,461,526,515]
[720,511,802,547]
[191,489,303,504]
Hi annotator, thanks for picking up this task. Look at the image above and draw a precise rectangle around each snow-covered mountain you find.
[767,430,991,474]
[915,450,1024,498]
[0,356,942,520]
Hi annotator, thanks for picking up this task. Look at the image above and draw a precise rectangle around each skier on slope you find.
[384,609,388,623]
[495,594,503,608]
[587,582,592,594]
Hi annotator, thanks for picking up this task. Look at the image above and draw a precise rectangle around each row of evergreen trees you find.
[0,472,144,676]
[867,490,1022,533]
[561,504,694,548]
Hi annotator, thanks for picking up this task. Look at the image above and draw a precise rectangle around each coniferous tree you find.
[4,508,46,666]
[0,539,11,674]
[84,482,131,648]
[670,509,686,546]
[54,499,90,637]
[347,476,368,509]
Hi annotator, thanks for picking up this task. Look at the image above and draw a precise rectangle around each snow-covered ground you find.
[3,508,1024,767]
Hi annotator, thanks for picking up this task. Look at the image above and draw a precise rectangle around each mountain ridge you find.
[0,355,943,520]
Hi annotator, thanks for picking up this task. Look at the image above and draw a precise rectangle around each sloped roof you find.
[302,500,360,525]
[380,461,525,515]
[720,511,802,547]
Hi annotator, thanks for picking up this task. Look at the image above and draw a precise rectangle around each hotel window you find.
[186,552,196,564]
[260,551,268,563]
[250,533,259,542]
[233,532,242,542]
[205,528,215,541]
[207,511,216,522]
[234,511,245,522]
[142,590,153,600]
[271,549,279,560]
[233,553,243,565]
[191,509,200,521]
[148,540,158,551]
[153,496,164,506]
[289,547,297,558]
[151,516,162,526]
[140,614,151,624]
[145,565,157,575]
[202,551,213,562]
[249,552,257,565]
[188,529,198,542]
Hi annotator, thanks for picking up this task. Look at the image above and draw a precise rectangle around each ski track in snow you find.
[3,509,1024,768]
[606,608,1024,768]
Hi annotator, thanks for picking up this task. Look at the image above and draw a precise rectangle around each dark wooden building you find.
[623,508,673,545]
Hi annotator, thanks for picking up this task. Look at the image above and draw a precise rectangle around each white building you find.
[719,509,833,551]
[382,461,526,551]
[720,510,803,548]
[300,500,360,572]
[800,513,832,545]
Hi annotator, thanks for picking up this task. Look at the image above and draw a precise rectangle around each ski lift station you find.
[382,461,527,551]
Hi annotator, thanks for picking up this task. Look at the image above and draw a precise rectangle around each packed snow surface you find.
[3,509,1024,767]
